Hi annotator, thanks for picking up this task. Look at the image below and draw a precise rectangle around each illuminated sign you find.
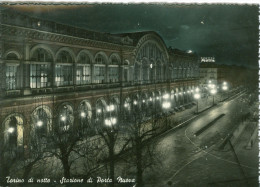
[201,57,215,63]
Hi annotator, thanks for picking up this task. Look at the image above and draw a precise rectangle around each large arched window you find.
[31,106,52,139]
[76,52,91,85]
[95,99,107,129]
[3,115,24,151]
[57,104,74,132]
[94,53,106,84]
[29,47,53,89]
[135,40,167,84]
[78,100,92,134]
[55,50,73,86]
[30,48,53,88]
[108,55,120,83]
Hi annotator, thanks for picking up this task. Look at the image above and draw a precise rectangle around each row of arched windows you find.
[4,43,198,91]
[2,85,195,150]
[4,47,122,90]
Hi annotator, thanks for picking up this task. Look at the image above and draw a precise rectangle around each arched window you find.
[30,48,52,88]
[7,117,18,147]
[6,53,19,60]
[4,115,24,151]
[78,101,92,134]
[96,99,107,129]
[95,54,105,64]
[94,54,106,84]
[56,51,72,63]
[31,48,52,62]
[111,56,119,65]
[77,52,91,85]
[108,55,119,83]
[32,106,52,140]
[58,104,74,132]
[55,51,73,86]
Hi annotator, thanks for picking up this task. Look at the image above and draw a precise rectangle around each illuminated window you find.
[76,65,91,85]
[55,65,73,86]
[94,54,106,83]
[30,64,50,88]
[6,66,17,90]
[56,51,73,86]
[108,66,119,83]
[94,66,105,84]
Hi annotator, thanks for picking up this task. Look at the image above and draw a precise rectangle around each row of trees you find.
[1,87,190,187]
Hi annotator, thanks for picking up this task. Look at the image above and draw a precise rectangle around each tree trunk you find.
[23,159,39,181]
[62,156,71,178]
[136,138,143,187]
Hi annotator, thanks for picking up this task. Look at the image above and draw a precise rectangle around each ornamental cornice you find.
[1,24,135,52]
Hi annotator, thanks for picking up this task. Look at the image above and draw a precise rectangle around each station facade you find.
[0,9,199,153]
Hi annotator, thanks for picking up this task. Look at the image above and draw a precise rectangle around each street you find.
[141,90,258,187]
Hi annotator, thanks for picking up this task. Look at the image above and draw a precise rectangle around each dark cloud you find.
[2,4,258,68]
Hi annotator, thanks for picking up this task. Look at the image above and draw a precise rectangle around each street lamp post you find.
[162,93,171,128]
[222,81,228,101]
[210,88,217,106]
[194,92,201,114]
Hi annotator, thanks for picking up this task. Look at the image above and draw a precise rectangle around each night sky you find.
[1,4,259,68]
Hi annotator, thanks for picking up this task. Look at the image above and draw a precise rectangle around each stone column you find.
[23,42,31,95]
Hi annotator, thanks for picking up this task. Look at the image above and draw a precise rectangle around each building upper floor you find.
[0,9,200,98]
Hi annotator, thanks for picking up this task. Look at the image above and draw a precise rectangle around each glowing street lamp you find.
[97,108,102,113]
[133,100,138,105]
[61,116,66,121]
[210,89,217,105]
[104,117,117,127]
[80,112,86,118]
[210,89,217,95]
[222,85,228,91]
[163,93,170,99]
[8,127,15,133]
[162,101,171,109]
[107,105,115,112]
[194,93,201,113]
[37,120,43,127]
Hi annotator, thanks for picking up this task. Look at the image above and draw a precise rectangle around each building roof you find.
[112,31,165,46]
[0,8,134,46]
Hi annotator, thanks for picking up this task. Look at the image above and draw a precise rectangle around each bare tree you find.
[122,91,160,187]
[94,95,130,187]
